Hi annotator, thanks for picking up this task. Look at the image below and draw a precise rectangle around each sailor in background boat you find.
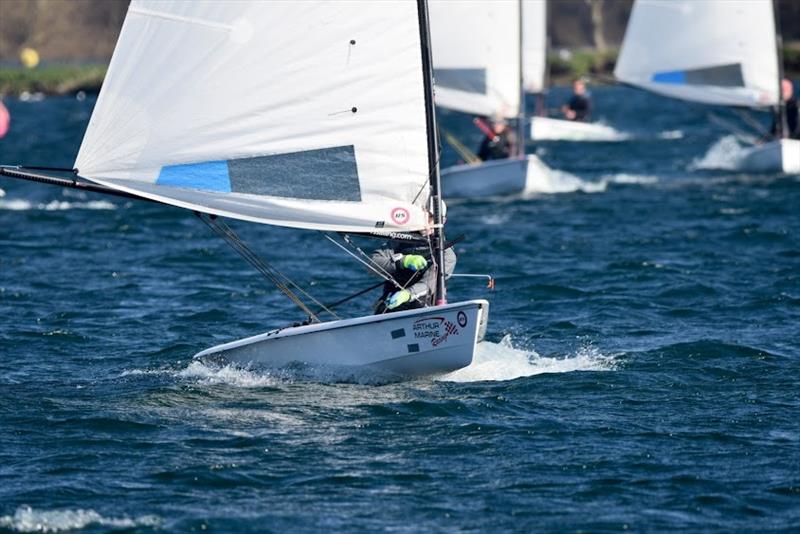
[371,204,456,313]
[477,118,515,161]
[769,79,799,140]
[561,78,592,122]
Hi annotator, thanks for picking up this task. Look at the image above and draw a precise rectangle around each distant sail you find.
[76,0,432,233]
[429,0,521,118]
[615,0,779,107]
[523,0,547,94]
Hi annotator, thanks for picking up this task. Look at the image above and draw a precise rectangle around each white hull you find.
[530,116,628,142]
[441,155,582,198]
[194,300,489,377]
[738,139,800,174]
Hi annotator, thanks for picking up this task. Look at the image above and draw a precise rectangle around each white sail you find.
[429,0,521,118]
[76,0,432,233]
[523,0,547,93]
[614,0,779,107]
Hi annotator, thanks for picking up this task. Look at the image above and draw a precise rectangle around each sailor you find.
[370,204,456,313]
[477,118,515,161]
[561,78,592,122]
[770,78,799,139]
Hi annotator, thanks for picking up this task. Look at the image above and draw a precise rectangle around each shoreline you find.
[2,45,799,97]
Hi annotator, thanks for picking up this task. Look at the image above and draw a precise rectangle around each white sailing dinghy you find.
[429,0,565,198]
[0,0,489,377]
[615,0,799,174]
[524,0,628,142]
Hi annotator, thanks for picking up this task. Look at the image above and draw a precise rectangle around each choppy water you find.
[1,87,798,532]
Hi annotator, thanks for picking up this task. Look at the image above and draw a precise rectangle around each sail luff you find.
[417,0,447,305]
[516,0,526,158]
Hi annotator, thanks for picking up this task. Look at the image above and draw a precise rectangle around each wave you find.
[0,199,117,211]
[438,335,619,383]
[657,129,684,140]
[0,506,160,532]
[690,135,748,171]
[0,187,5,198]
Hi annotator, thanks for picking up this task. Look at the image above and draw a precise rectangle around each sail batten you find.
[76,0,433,232]
[614,0,779,108]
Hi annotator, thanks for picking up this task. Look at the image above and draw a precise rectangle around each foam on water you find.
[0,199,117,211]
[0,187,5,198]
[690,135,747,171]
[176,360,280,388]
[0,506,160,532]
[658,129,684,140]
[438,335,618,383]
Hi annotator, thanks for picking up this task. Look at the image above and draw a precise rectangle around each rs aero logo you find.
[390,207,410,225]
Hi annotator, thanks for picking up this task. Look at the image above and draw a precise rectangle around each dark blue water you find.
[1,87,798,532]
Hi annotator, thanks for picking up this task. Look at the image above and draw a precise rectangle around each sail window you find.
[434,68,487,95]
[652,63,745,88]
[156,145,361,201]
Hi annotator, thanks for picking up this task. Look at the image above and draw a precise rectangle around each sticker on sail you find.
[390,207,410,225]
[413,317,459,347]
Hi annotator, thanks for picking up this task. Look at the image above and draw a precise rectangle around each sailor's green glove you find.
[386,289,412,310]
[402,254,427,271]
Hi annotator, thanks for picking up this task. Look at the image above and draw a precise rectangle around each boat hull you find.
[194,300,489,377]
[441,155,577,198]
[530,116,628,142]
[739,139,800,174]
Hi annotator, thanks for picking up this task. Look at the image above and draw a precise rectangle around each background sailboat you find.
[429,0,564,198]
[615,0,799,174]
[0,0,489,377]
[525,0,628,142]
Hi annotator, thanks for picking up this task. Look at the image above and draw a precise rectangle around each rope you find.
[196,213,339,322]
[442,128,482,165]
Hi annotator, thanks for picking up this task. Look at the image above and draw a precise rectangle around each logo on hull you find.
[413,316,459,347]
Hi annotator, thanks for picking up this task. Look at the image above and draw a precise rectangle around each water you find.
[1,87,799,532]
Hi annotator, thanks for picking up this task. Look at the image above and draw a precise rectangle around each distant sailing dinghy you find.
[615,0,799,174]
[430,0,562,198]
[524,0,628,142]
[0,0,489,378]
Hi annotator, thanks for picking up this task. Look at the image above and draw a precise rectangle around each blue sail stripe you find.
[156,160,231,193]
[652,70,687,85]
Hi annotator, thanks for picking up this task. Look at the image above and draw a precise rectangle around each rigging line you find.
[210,218,337,318]
[196,213,335,322]
[196,215,310,315]
[210,217,339,320]
[326,233,426,308]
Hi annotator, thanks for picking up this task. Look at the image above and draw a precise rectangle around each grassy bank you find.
[0,65,106,96]
[2,44,800,96]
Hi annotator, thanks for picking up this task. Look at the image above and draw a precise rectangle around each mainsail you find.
[522,0,547,94]
[614,0,780,108]
[76,0,433,233]
[429,0,521,119]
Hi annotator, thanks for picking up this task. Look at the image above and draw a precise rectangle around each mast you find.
[516,0,526,158]
[539,0,551,117]
[773,0,787,139]
[417,0,447,305]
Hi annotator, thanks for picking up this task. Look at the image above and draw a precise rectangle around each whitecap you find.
[176,360,279,388]
[690,135,746,171]
[658,129,684,140]
[0,199,117,211]
[438,335,618,383]
[0,506,160,532]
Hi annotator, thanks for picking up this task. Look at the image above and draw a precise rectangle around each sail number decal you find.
[391,207,410,225]
[413,316,459,347]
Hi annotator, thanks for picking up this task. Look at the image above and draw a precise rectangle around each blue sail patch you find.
[155,145,361,201]
[652,63,744,87]
[156,160,231,193]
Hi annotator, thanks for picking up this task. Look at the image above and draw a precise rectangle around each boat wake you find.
[690,135,748,171]
[524,171,659,197]
[0,198,118,211]
[0,506,160,533]
[438,335,618,383]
